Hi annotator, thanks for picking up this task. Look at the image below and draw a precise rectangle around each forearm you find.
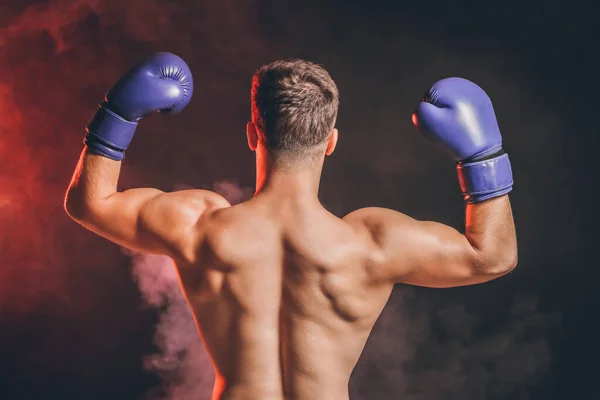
[64,147,122,218]
[64,146,168,250]
[464,195,517,274]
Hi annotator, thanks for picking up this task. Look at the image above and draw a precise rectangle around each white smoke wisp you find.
[349,288,557,400]
[129,252,214,400]
[129,180,253,400]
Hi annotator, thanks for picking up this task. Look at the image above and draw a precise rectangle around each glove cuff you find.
[84,105,138,161]
[456,153,513,203]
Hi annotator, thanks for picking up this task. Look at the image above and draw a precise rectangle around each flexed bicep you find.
[344,203,516,289]
[69,186,230,259]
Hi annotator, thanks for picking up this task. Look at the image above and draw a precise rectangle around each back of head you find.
[251,59,339,164]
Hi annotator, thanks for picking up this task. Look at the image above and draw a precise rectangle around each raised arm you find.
[64,53,230,259]
[65,150,229,258]
[347,77,517,288]
[346,197,516,288]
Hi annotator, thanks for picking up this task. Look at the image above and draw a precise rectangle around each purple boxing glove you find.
[412,77,513,203]
[85,52,194,161]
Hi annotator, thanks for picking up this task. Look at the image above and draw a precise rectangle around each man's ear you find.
[247,122,258,151]
[325,128,338,156]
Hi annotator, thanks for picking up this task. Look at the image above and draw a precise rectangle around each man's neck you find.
[254,150,323,203]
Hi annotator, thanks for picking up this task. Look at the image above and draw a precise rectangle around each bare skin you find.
[65,123,517,400]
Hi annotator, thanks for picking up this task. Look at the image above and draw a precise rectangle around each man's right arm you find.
[344,195,517,288]
[348,77,517,288]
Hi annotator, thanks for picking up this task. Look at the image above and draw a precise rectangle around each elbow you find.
[480,248,518,277]
[506,249,519,272]
[495,251,518,276]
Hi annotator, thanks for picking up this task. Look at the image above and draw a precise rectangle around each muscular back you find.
[177,196,394,400]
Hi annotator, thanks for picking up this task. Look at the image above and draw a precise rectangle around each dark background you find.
[0,0,597,399]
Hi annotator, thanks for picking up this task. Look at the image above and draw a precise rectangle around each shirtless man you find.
[65,53,517,399]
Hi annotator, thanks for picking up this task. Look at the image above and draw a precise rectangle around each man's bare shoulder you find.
[198,199,281,262]
[168,189,231,211]
[142,188,231,230]
[343,207,415,237]
[137,189,229,263]
[340,208,417,284]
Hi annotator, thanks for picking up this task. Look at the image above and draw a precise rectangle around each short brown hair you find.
[251,59,339,161]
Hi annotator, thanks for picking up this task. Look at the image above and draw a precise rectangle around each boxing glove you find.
[413,77,513,203]
[85,52,194,161]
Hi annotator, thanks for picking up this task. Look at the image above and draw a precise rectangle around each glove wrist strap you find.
[456,153,513,203]
[84,105,138,161]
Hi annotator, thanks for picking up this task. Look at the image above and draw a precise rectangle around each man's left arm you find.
[64,53,230,259]
[65,148,230,258]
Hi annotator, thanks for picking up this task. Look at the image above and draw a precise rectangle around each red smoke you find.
[0,0,264,317]
[0,1,266,396]
[0,1,98,317]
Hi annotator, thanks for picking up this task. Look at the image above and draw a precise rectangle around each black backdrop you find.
[0,0,597,399]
